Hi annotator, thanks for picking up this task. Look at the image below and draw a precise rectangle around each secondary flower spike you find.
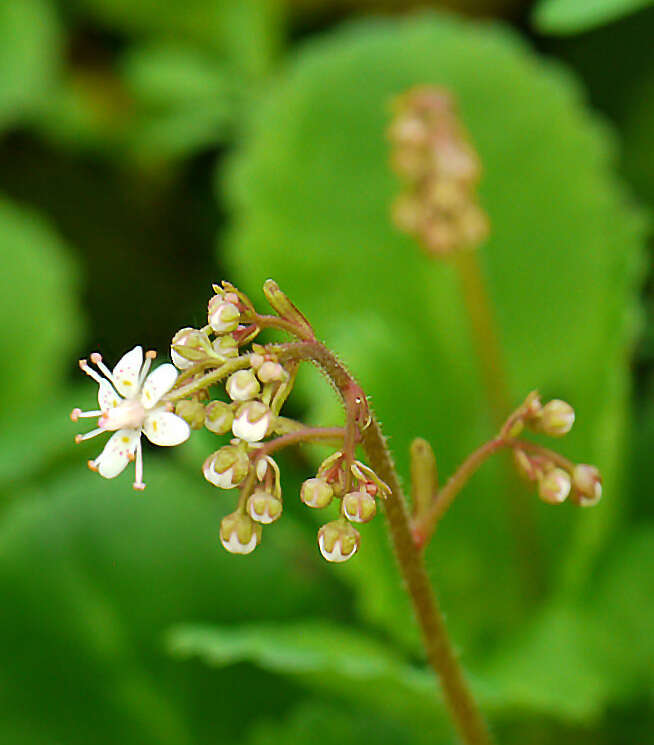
[72,346,190,490]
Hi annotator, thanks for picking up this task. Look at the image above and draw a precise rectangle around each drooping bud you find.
[534,400,575,437]
[203,445,249,489]
[343,490,377,523]
[170,327,210,369]
[174,399,205,430]
[226,369,260,402]
[537,467,571,505]
[571,464,602,507]
[204,401,234,435]
[232,401,271,442]
[300,477,334,509]
[247,489,283,524]
[317,521,360,563]
[350,461,391,499]
[208,295,240,334]
[220,512,261,555]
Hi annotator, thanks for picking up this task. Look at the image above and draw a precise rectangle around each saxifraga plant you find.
[70,88,602,745]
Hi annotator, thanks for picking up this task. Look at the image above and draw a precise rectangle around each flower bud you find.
[572,464,602,507]
[203,445,249,489]
[212,334,238,359]
[208,296,240,333]
[316,451,347,497]
[220,512,261,555]
[257,361,285,383]
[204,401,234,435]
[174,399,205,430]
[300,477,333,509]
[170,327,209,370]
[226,369,260,402]
[247,489,283,524]
[538,467,571,505]
[317,521,360,563]
[536,400,575,437]
[232,401,271,443]
[343,490,377,523]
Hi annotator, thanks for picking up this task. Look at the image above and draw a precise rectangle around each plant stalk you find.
[277,340,493,745]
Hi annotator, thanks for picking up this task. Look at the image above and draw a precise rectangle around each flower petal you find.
[142,411,190,446]
[98,379,120,411]
[140,363,178,409]
[96,429,139,479]
[112,346,143,398]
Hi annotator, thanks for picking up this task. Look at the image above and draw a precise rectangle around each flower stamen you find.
[75,428,104,443]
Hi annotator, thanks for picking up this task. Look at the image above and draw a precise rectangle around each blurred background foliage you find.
[0,1,651,744]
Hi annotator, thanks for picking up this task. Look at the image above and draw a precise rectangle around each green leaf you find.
[168,619,447,738]
[533,0,654,34]
[0,0,61,129]
[0,198,83,416]
[224,12,646,654]
[0,457,346,745]
[69,0,282,79]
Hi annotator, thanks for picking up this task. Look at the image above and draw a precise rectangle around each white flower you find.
[72,345,190,490]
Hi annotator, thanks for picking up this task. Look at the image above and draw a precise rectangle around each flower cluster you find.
[509,395,602,507]
[164,281,388,561]
[388,85,489,256]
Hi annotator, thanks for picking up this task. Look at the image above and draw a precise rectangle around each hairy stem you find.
[256,426,346,457]
[276,339,492,745]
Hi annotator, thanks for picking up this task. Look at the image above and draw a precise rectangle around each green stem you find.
[276,339,492,745]
[452,249,542,595]
[256,426,346,458]
[165,356,252,401]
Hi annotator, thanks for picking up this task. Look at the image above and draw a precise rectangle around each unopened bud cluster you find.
[510,394,602,508]
[388,86,489,256]
[301,452,390,562]
[169,282,387,561]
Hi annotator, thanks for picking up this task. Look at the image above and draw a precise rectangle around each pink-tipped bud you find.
[204,401,234,435]
[257,361,285,383]
[208,296,240,334]
[300,477,333,509]
[247,489,282,524]
[226,369,260,402]
[220,512,261,555]
[538,468,571,505]
[317,521,360,563]
[571,464,602,507]
[342,490,377,523]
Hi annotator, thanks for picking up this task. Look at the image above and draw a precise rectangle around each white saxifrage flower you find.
[72,346,190,490]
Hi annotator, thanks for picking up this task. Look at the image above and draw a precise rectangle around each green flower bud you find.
[220,512,261,555]
[204,401,234,435]
[535,399,575,437]
[318,520,360,563]
[232,401,271,443]
[226,369,260,402]
[343,490,377,523]
[170,327,211,370]
[208,296,240,333]
[538,467,571,505]
[212,334,238,359]
[300,477,333,509]
[174,399,206,430]
[203,445,249,489]
[247,489,283,524]
[571,464,602,507]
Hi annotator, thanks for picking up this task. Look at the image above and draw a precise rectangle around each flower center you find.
[99,398,146,431]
